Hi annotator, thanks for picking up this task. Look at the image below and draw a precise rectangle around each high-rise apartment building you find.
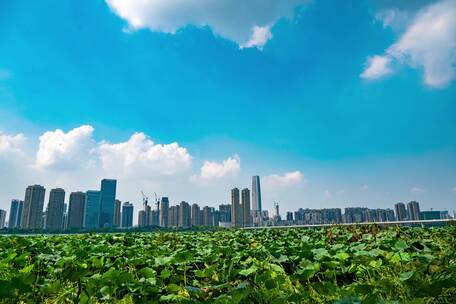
[121,202,133,228]
[168,205,179,227]
[84,190,101,229]
[178,201,191,228]
[407,201,421,221]
[99,179,117,228]
[191,203,201,226]
[67,192,86,229]
[45,188,65,230]
[241,188,251,227]
[202,206,215,226]
[159,197,169,227]
[8,199,23,229]
[114,199,121,227]
[138,210,146,227]
[218,204,231,223]
[394,202,407,221]
[0,209,6,228]
[231,188,242,228]
[286,211,293,222]
[21,185,46,229]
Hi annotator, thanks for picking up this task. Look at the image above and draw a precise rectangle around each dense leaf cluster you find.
[0,226,455,303]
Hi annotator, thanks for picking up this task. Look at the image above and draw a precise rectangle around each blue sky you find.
[0,0,455,217]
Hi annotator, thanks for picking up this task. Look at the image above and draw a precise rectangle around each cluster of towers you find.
[6,179,134,231]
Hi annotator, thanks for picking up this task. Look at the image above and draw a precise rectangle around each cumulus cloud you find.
[35,125,96,170]
[240,25,273,49]
[0,132,26,156]
[99,132,192,177]
[105,0,307,49]
[263,171,304,189]
[360,55,392,80]
[362,0,456,88]
[410,186,425,194]
[190,155,240,184]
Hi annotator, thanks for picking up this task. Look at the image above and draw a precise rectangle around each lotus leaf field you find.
[1,226,456,303]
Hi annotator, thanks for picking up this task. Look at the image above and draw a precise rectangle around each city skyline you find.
[1,0,456,216]
[0,176,453,230]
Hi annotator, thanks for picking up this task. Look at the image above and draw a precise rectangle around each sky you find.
[1,0,456,221]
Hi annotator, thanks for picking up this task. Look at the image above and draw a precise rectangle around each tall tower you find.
[191,203,201,226]
[394,202,407,221]
[67,192,86,229]
[8,199,23,229]
[99,179,117,228]
[159,197,169,227]
[46,188,66,230]
[252,176,262,212]
[178,201,191,228]
[231,188,242,228]
[121,202,134,228]
[114,199,121,227]
[84,190,101,229]
[241,188,251,227]
[407,201,421,221]
[21,185,46,229]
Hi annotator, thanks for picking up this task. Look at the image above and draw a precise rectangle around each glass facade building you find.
[84,190,101,229]
[99,179,117,228]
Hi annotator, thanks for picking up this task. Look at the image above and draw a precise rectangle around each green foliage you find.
[0,226,455,303]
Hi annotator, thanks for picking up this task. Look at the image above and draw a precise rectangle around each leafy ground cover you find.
[0,225,455,303]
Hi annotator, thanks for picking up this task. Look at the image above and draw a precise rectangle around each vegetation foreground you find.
[0,226,455,303]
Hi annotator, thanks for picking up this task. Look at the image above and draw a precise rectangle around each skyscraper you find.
[67,192,86,229]
[8,199,23,229]
[99,179,117,228]
[46,188,65,230]
[84,190,101,229]
[231,188,242,228]
[121,202,134,228]
[114,199,121,227]
[202,206,214,226]
[394,202,407,221]
[241,188,251,227]
[159,197,169,227]
[191,203,201,226]
[218,204,231,223]
[0,209,6,228]
[138,210,146,227]
[168,205,179,227]
[407,201,421,221]
[178,201,191,228]
[21,185,46,229]
[252,176,262,211]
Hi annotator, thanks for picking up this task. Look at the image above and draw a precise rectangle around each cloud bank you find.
[105,0,307,49]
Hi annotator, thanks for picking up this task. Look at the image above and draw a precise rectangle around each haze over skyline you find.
[1,0,456,216]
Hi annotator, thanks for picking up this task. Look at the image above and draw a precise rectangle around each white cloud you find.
[361,184,369,190]
[375,9,410,30]
[190,155,240,184]
[99,132,192,177]
[240,25,273,49]
[363,0,456,88]
[360,55,393,80]
[410,186,425,194]
[35,125,96,170]
[0,132,26,156]
[263,171,304,189]
[105,0,307,49]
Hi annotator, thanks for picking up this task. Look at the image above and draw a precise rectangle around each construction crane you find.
[141,191,149,208]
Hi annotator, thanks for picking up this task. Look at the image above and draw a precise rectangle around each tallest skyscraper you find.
[252,175,262,212]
